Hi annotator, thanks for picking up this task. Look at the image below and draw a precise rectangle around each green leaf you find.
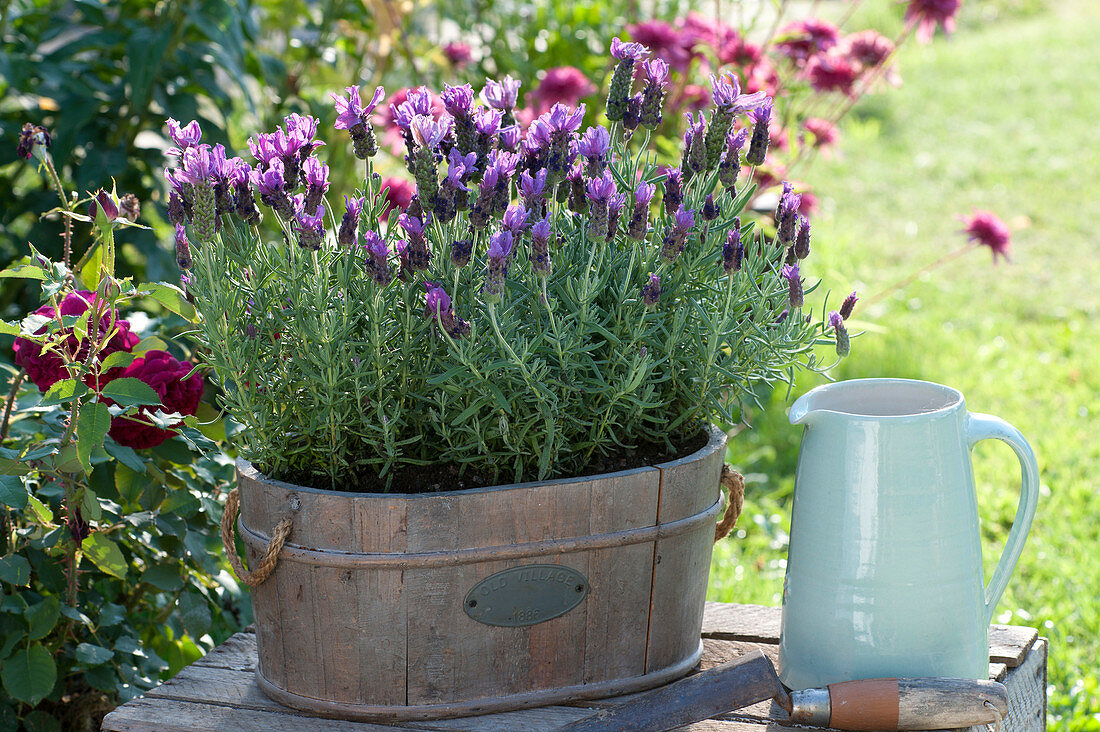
[100,377,161,408]
[0,265,47,281]
[77,401,112,475]
[0,476,27,510]
[105,440,145,473]
[0,320,18,337]
[97,603,126,628]
[23,710,62,732]
[0,556,30,587]
[81,534,127,579]
[74,642,113,666]
[26,495,53,524]
[0,644,56,705]
[178,591,211,638]
[25,597,60,641]
[133,335,168,354]
[141,564,183,591]
[39,379,87,406]
[78,241,104,291]
[140,283,197,321]
[79,487,102,522]
[99,350,136,372]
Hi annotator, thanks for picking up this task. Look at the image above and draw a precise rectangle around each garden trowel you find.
[557,650,1007,732]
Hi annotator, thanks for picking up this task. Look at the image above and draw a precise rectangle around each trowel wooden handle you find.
[790,677,1008,730]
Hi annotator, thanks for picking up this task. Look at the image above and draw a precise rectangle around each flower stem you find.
[0,369,25,440]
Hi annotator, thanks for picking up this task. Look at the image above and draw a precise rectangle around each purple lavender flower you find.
[623,93,643,135]
[682,111,707,177]
[662,167,683,217]
[794,216,811,259]
[607,193,626,240]
[718,128,748,189]
[520,168,549,216]
[251,159,294,218]
[660,207,695,262]
[424,282,470,339]
[483,230,515,302]
[484,76,521,112]
[639,59,669,129]
[566,162,588,214]
[174,224,192,270]
[398,212,432,270]
[295,199,325,250]
[641,273,662,307]
[247,133,280,170]
[840,291,859,319]
[166,118,202,156]
[165,169,190,225]
[829,310,850,356]
[781,263,804,308]
[363,231,393,285]
[577,126,612,175]
[723,218,743,272]
[441,83,475,118]
[627,181,655,240]
[775,182,802,246]
[338,195,363,248]
[302,156,329,212]
[437,148,477,221]
[607,38,648,121]
[473,108,504,164]
[451,238,473,268]
[332,86,385,130]
[484,149,520,216]
[178,144,218,186]
[332,85,384,158]
[530,217,552,276]
[746,99,774,167]
[702,193,720,221]
[410,114,453,150]
[710,73,769,115]
[502,204,530,234]
[585,171,618,241]
[499,124,521,152]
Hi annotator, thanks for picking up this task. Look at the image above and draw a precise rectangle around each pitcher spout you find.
[788,391,817,426]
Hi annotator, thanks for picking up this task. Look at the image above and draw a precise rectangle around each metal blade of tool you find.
[556,650,786,732]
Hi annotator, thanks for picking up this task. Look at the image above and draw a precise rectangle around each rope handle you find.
[714,464,745,542]
[220,486,293,586]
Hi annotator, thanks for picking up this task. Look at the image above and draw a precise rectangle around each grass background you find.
[705,0,1100,727]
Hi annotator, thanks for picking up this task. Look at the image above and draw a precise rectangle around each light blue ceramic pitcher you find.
[777,379,1039,690]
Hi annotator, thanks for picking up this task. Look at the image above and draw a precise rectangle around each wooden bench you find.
[101,602,1046,731]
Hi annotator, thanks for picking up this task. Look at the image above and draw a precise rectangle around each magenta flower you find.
[530,68,597,111]
[775,18,840,64]
[443,42,472,66]
[839,30,895,71]
[380,176,414,221]
[104,350,203,449]
[805,50,859,96]
[803,118,839,149]
[960,210,1012,263]
[12,291,140,392]
[483,75,521,111]
[905,0,962,43]
[332,85,385,130]
[627,20,693,72]
[166,118,202,156]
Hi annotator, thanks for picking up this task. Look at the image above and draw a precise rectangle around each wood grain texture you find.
[647,428,726,673]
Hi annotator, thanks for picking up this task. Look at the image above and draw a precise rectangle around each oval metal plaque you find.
[464,564,588,627]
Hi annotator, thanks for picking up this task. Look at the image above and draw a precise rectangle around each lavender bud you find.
[531,218,552,276]
[451,238,473,268]
[829,311,850,356]
[641,273,662,307]
[794,217,811,259]
[722,219,743,272]
[662,168,683,217]
[168,190,188,225]
[702,193,720,222]
[174,224,192,270]
[781,264,803,308]
[839,291,859,320]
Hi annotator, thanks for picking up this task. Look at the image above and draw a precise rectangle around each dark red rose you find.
[12,290,140,392]
[105,350,203,449]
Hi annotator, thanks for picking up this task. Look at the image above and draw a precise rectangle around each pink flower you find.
[839,30,896,71]
[776,18,840,65]
[960,210,1011,263]
[529,67,597,112]
[379,176,415,222]
[805,49,859,96]
[443,42,472,66]
[12,291,140,392]
[803,118,840,149]
[628,20,694,72]
[905,0,962,43]
[104,350,203,449]
[678,84,711,112]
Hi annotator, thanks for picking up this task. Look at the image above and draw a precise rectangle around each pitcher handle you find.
[966,412,1040,625]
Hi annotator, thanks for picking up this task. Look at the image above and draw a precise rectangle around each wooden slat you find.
[989,625,1039,668]
[190,630,257,672]
[100,697,411,732]
[583,469,660,684]
[701,602,782,643]
[646,434,724,672]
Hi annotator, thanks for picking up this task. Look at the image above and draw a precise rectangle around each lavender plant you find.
[168,40,843,492]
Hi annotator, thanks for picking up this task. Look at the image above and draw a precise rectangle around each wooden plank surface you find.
[102,603,1046,732]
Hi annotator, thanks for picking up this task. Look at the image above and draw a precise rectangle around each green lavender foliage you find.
[189,146,828,491]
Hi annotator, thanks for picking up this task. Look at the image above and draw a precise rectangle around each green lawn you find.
[705,1,1100,727]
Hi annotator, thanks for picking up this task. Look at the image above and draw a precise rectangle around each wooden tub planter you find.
[229,427,726,722]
